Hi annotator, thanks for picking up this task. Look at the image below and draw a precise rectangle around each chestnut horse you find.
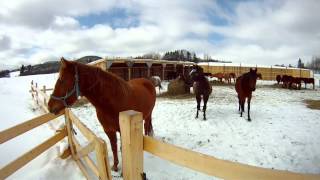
[190,65,212,120]
[235,68,258,121]
[48,58,156,171]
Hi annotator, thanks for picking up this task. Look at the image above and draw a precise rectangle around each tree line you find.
[305,56,320,71]
[134,50,231,63]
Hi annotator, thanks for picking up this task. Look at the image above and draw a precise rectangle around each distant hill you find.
[19,56,102,76]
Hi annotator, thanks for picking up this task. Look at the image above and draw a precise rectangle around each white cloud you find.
[0,0,319,67]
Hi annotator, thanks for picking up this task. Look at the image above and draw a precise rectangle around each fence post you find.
[31,81,34,99]
[35,83,39,104]
[162,64,166,80]
[43,85,47,106]
[119,110,144,180]
[95,138,112,180]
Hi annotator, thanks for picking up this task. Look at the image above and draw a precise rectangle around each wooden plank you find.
[0,129,67,179]
[95,138,112,180]
[119,110,143,180]
[68,110,96,141]
[0,112,64,144]
[75,140,95,160]
[73,137,99,177]
[65,109,77,159]
[144,136,320,180]
[75,159,91,180]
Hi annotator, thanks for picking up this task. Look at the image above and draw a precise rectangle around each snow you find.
[1,72,320,180]
[0,72,84,180]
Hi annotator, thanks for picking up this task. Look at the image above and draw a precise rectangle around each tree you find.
[306,56,320,71]
[297,58,304,68]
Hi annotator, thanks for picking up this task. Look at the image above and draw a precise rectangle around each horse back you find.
[128,78,156,117]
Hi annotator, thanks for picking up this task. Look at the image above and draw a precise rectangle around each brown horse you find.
[211,72,224,82]
[301,77,315,89]
[48,57,156,171]
[229,73,236,83]
[190,65,212,120]
[235,68,258,121]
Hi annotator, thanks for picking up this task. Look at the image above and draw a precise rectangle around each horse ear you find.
[254,68,257,72]
[60,57,69,69]
[250,68,253,72]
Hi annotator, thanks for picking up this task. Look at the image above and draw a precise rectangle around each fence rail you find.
[0,113,66,179]
[143,136,319,180]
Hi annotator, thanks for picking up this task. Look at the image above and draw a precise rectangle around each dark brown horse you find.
[190,65,212,120]
[48,58,156,171]
[301,77,315,89]
[276,75,282,84]
[235,68,258,121]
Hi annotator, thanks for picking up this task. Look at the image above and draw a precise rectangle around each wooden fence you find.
[0,112,66,179]
[119,110,320,180]
[0,81,112,180]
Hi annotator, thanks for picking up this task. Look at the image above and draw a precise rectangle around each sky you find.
[0,0,320,68]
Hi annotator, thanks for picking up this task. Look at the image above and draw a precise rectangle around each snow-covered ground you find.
[1,72,320,180]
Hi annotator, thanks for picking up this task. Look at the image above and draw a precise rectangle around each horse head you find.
[189,65,204,82]
[248,68,258,91]
[48,57,80,114]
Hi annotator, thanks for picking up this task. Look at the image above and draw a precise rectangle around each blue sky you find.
[0,0,319,68]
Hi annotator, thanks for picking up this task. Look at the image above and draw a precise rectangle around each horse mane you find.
[74,61,131,98]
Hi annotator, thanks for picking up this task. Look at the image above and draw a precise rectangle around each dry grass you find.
[158,92,195,99]
[304,99,320,110]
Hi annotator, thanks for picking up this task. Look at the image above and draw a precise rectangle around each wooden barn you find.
[91,58,195,81]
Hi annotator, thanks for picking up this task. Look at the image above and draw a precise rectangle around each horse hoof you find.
[248,119,251,122]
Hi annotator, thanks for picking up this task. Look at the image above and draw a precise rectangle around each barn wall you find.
[200,65,312,80]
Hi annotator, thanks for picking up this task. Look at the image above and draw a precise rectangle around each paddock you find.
[1,62,319,180]
[71,80,320,179]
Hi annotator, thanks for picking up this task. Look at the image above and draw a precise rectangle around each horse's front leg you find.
[203,95,209,120]
[240,98,245,117]
[238,95,241,112]
[247,95,252,121]
[106,131,119,171]
[196,96,201,119]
